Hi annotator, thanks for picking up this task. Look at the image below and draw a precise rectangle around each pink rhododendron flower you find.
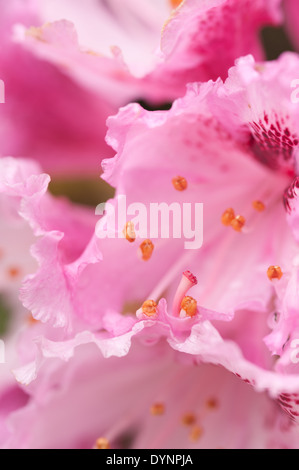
[0,156,101,444]
[2,0,299,451]
[0,1,170,175]
[17,0,284,101]
[7,51,299,439]
[0,0,284,175]
[0,2,118,175]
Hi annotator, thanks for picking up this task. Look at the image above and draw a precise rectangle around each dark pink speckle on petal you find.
[249,113,298,175]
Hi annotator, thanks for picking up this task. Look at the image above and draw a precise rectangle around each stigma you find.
[267,265,283,281]
[172,270,198,317]
[139,240,154,261]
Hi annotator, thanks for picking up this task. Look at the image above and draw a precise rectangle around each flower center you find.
[249,114,298,176]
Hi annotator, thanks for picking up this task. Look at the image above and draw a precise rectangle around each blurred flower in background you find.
[2,0,299,449]
[0,0,283,175]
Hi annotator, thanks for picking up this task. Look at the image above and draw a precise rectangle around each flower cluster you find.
[1,0,299,449]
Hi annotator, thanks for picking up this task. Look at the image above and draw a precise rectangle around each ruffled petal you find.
[214,53,299,175]
[5,339,299,449]
[0,158,97,327]
[159,0,282,85]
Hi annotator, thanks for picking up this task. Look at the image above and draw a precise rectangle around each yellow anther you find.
[139,240,154,261]
[252,200,265,212]
[181,296,197,317]
[95,438,110,449]
[172,176,188,191]
[221,208,235,226]
[230,215,245,232]
[123,221,136,243]
[150,403,165,416]
[169,0,183,8]
[189,425,203,442]
[181,413,196,426]
[267,265,283,281]
[142,300,158,317]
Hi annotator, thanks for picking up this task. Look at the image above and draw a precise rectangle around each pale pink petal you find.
[4,340,299,449]
[0,158,97,327]
[34,0,171,77]
[102,80,293,322]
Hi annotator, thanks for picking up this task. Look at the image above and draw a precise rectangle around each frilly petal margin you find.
[12,295,299,426]
[0,157,100,329]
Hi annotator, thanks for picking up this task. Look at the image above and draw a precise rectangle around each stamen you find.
[267,265,283,281]
[181,413,196,426]
[206,398,219,410]
[252,200,265,212]
[94,437,110,449]
[180,296,197,317]
[172,176,188,191]
[26,26,47,42]
[7,267,21,279]
[123,221,136,243]
[142,300,158,317]
[169,0,183,8]
[189,425,203,442]
[230,215,245,232]
[150,403,165,416]
[172,270,198,317]
[221,208,235,226]
[27,313,39,326]
[139,240,154,261]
